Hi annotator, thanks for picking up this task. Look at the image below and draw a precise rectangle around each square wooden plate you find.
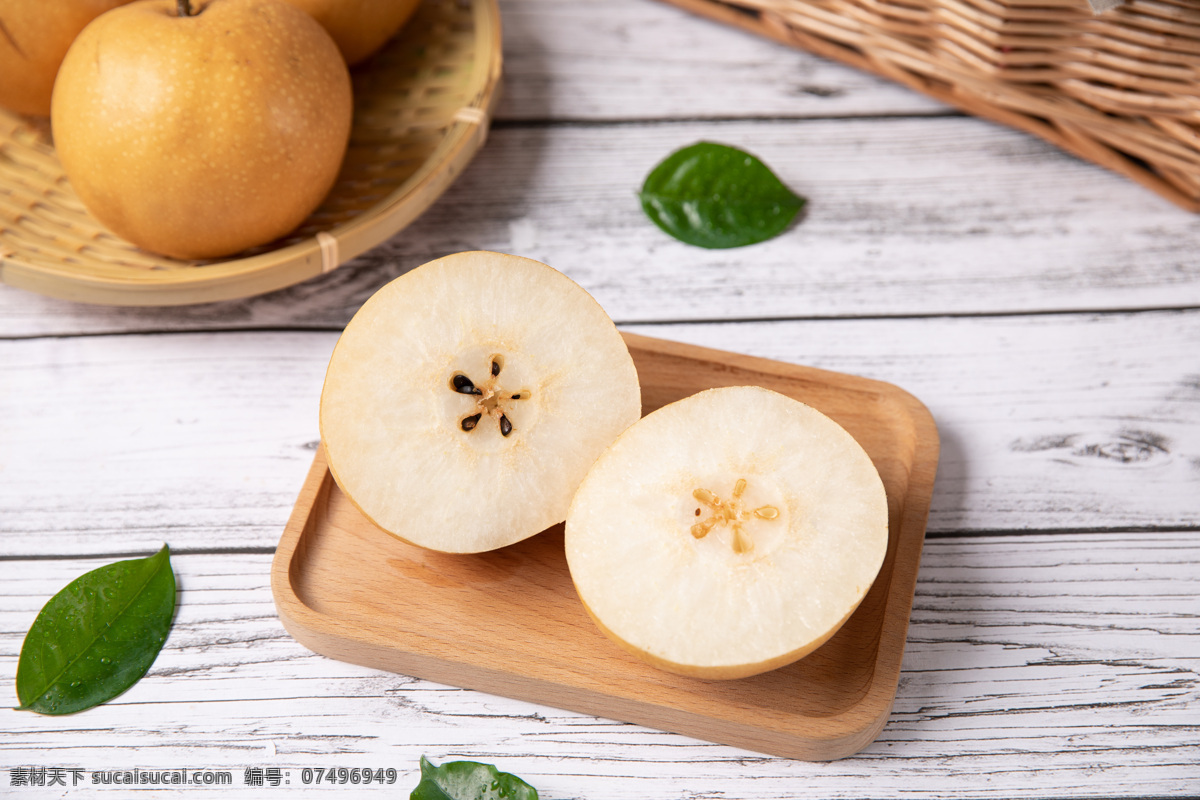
[271,332,939,761]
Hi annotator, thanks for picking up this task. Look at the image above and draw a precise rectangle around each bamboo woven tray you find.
[0,0,501,306]
[661,0,1200,212]
[270,333,940,761]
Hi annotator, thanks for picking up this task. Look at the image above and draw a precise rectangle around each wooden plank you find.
[2,538,1196,796]
[1,312,1196,557]
[0,332,332,558]
[493,0,948,121]
[3,118,1199,337]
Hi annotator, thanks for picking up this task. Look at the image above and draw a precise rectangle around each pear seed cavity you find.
[449,358,530,437]
[452,374,481,395]
[689,477,780,554]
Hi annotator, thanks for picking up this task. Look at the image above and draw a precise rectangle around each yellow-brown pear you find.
[51,0,352,260]
[0,0,135,116]
[281,0,420,65]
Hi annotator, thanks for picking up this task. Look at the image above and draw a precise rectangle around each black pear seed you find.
[461,413,482,431]
[491,359,501,377]
[452,374,481,395]
[499,414,513,437]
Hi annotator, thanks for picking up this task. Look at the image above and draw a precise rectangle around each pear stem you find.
[177,0,193,16]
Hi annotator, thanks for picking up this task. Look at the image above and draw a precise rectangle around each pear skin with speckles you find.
[0,0,136,117]
[51,0,352,260]
[281,0,421,66]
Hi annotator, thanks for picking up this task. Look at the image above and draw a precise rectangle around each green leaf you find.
[638,141,806,248]
[411,756,538,800]
[16,545,176,715]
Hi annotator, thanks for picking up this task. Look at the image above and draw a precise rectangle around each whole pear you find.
[51,0,352,260]
[283,0,420,65]
[0,0,134,116]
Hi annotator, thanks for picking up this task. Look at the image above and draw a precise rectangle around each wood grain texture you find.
[2,0,1197,793]
[494,0,948,121]
[272,333,939,761]
[0,331,332,557]
[3,537,1196,797]
[3,117,1200,336]
[3,313,1195,557]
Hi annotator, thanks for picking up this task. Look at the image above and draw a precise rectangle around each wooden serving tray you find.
[271,332,939,761]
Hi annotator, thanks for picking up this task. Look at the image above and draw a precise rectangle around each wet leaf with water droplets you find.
[15,545,176,715]
[410,756,537,800]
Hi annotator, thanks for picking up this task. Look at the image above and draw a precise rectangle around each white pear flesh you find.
[565,385,889,679]
[320,251,641,553]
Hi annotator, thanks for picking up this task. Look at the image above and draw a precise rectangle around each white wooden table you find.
[3,1,1198,796]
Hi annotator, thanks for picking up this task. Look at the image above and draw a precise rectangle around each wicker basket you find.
[662,0,1200,211]
[0,0,501,306]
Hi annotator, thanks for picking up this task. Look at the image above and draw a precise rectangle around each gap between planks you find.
[5,304,1200,343]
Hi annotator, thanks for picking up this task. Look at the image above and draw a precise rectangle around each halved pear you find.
[565,385,888,679]
[320,251,641,553]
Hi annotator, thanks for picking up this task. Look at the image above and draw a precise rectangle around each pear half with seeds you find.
[565,385,888,679]
[320,251,641,553]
